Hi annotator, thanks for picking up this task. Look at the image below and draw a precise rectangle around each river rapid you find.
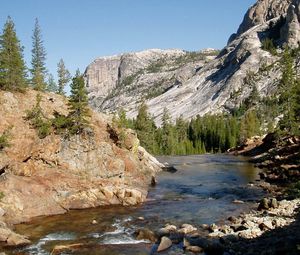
[5,154,265,255]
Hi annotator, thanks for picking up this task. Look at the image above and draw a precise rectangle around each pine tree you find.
[31,18,47,91]
[46,73,58,92]
[161,108,176,154]
[135,102,157,154]
[68,70,90,134]
[175,115,187,142]
[0,16,27,91]
[57,58,71,95]
[240,110,260,142]
[295,80,300,123]
[279,48,298,133]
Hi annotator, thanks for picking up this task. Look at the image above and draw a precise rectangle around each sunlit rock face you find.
[85,0,300,125]
[0,90,162,228]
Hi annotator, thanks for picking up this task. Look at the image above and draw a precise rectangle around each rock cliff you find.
[84,49,219,122]
[85,0,300,125]
[0,90,162,245]
[228,0,291,43]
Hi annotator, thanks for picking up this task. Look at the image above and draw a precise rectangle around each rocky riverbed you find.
[132,135,300,254]
[1,154,267,254]
[132,197,300,254]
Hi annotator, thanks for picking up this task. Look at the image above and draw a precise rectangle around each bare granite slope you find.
[85,0,300,125]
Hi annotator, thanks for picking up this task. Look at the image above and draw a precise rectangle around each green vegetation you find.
[46,73,58,92]
[25,93,52,139]
[0,16,27,91]
[25,71,91,138]
[117,45,300,156]
[261,38,277,55]
[0,191,4,201]
[0,17,66,96]
[67,70,90,135]
[145,82,165,99]
[57,58,71,95]
[116,106,246,155]
[0,129,10,151]
[31,18,47,91]
[51,111,71,135]
[278,48,299,135]
[239,110,260,142]
[121,73,138,87]
[145,50,220,74]
[146,59,166,73]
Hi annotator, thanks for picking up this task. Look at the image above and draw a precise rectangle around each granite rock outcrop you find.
[0,90,162,245]
[85,0,300,125]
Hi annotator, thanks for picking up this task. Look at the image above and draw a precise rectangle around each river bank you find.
[0,90,163,249]
[1,133,299,254]
[1,154,265,254]
[143,134,300,254]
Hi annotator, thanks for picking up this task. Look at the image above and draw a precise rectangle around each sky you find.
[0,0,256,85]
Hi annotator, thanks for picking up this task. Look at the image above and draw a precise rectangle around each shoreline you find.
[138,135,300,254]
[1,135,299,254]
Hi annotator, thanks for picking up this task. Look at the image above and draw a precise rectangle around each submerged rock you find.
[135,228,157,243]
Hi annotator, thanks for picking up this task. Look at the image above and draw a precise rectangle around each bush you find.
[25,94,51,139]
[36,120,52,139]
[261,38,277,55]
[0,192,4,201]
[0,130,10,150]
[51,111,71,134]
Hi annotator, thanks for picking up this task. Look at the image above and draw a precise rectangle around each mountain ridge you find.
[85,0,300,125]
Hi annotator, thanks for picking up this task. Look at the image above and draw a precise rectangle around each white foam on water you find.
[90,218,149,245]
[23,232,76,255]
[102,235,150,245]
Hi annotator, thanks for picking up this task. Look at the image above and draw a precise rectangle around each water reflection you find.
[7,154,264,255]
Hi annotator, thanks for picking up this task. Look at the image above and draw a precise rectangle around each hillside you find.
[0,90,162,246]
[85,0,300,124]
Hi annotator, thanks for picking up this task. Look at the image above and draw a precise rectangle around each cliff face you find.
[281,0,300,47]
[228,0,291,43]
[85,0,300,125]
[0,90,162,244]
[84,49,218,121]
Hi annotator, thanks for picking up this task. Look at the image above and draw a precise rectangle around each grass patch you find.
[261,38,277,55]
[0,191,4,201]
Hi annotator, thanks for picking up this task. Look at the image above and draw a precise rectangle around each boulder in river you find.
[258,198,270,210]
[135,228,157,243]
[178,224,197,234]
[186,245,204,253]
[157,236,172,252]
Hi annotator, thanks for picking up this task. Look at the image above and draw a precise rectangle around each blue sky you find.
[0,0,256,83]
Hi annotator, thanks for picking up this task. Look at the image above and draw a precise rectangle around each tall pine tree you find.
[279,48,298,133]
[31,18,47,91]
[0,16,27,91]
[68,70,90,134]
[46,73,58,92]
[57,58,71,95]
[135,102,158,154]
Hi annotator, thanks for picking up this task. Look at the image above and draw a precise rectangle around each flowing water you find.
[4,154,265,255]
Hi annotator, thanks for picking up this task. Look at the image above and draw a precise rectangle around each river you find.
[5,154,265,255]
